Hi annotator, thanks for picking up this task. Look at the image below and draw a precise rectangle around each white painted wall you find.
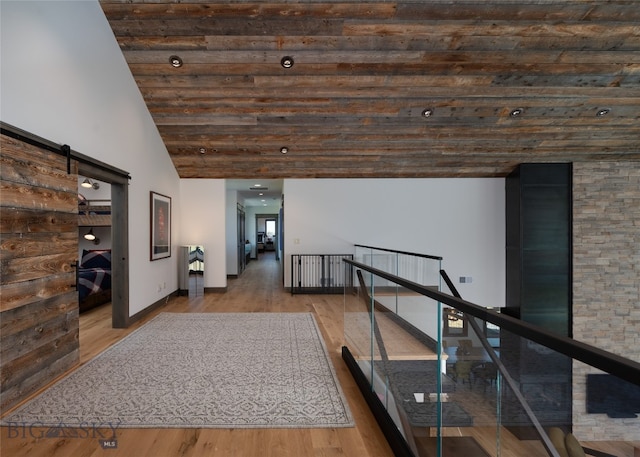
[1,1,181,316]
[179,180,227,288]
[283,178,506,308]
[245,208,258,258]
[225,190,239,275]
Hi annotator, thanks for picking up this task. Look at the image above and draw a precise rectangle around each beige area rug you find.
[2,313,354,429]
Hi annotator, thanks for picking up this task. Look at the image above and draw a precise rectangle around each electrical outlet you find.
[459,276,473,284]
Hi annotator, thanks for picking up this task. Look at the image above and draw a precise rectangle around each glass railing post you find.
[436,298,443,456]
[395,252,399,314]
[369,270,375,392]
[496,371,502,457]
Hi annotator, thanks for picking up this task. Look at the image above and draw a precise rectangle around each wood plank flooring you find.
[345,311,440,361]
[1,252,393,457]
[2,251,637,456]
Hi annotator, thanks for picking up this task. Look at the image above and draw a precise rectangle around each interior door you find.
[0,129,80,411]
[237,205,246,273]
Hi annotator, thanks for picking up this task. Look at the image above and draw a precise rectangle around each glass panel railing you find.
[343,259,640,457]
[489,316,571,457]
[354,245,442,290]
[344,270,375,386]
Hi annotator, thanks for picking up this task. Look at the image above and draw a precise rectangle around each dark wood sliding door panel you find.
[0,133,80,412]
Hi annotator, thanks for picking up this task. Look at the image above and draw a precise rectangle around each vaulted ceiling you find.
[100,1,640,179]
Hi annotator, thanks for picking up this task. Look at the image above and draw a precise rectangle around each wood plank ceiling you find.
[100,1,640,178]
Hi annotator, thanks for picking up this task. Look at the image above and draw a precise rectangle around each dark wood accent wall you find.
[0,133,80,411]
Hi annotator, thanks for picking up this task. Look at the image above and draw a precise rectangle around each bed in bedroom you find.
[78,192,113,313]
[78,249,112,313]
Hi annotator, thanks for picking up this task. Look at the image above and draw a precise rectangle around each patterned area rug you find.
[2,313,354,428]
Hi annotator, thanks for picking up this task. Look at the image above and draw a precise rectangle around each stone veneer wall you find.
[572,161,640,441]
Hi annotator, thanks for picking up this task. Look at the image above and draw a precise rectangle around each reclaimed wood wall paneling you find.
[0,133,80,412]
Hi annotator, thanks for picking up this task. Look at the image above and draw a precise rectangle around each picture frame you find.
[150,191,171,261]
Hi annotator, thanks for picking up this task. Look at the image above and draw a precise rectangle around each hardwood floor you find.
[1,252,394,457]
[2,252,637,456]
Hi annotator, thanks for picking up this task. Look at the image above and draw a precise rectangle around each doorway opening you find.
[78,176,112,318]
[237,204,247,274]
[256,214,279,261]
[78,162,129,328]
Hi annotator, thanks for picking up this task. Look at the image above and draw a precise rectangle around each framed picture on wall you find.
[150,191,171,260]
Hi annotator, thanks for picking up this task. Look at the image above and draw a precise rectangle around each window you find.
[266,219,276,238]
[443,308,468,337]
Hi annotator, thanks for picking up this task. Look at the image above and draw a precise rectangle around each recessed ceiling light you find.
[281,56,294,68]
[596,108,610,117]
[280,146,289,154]
[422,108,434,118]
[169,55,183,68]
[510,108,524,117]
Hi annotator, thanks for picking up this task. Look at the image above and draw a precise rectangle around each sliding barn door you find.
[0,132,80,411]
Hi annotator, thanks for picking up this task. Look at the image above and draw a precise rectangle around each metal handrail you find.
[343,258,640,386]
